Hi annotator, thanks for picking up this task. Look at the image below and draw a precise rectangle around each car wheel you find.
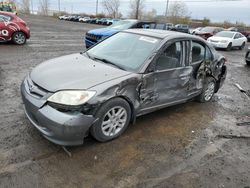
[246,52,250,66]
[197,77,216,103]
[239,42,245,50]
[226,42,232,51]
[12,32,26,45]
[90,98,131,142]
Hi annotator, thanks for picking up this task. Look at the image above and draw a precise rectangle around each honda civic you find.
[21,29,227,146]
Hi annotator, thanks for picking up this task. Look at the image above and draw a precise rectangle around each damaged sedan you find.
[21,29,227,146]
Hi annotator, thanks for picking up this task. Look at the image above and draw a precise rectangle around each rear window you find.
[155,24,165,30]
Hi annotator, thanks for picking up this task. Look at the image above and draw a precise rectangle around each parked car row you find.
[190,26,249,51]
[149,23,190,33]
[59,15,120,25]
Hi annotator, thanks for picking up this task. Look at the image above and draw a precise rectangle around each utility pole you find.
[165,0,169,17]
[135,0,141,19]
[30,0,34,14]
[58,0,61,13]
[96,0,98,16]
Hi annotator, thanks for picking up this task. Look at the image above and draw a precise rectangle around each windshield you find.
[201,27,216,32]
[109,20,137,30]
[87,32,160,72]
[215,31,234,38]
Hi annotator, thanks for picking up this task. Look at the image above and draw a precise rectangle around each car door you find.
[187,40,212,97]
[139,40,193,113]
[233,33,242,46]
[0,14,12,41]
[0,14,8,41]
[238,33,246,45]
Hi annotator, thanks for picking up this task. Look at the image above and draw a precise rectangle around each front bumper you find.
[207,41,229,49]
[21,79,95,146]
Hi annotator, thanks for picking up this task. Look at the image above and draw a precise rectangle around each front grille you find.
[85,33,101,42]
[26,76,48,98]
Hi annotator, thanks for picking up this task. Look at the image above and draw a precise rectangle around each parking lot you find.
[0,15,250,188]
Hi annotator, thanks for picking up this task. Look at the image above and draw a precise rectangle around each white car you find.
[207,31,247,51]
[79,17,90,22]
[59,15,68,20]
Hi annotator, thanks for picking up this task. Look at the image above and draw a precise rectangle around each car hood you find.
[88,27,119,36]
[209,36,231,41]
[30,53,131,92]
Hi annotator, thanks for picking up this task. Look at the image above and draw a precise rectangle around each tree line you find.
[15,0,190,24]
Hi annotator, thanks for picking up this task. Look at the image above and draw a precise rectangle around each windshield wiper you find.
[93,57,126,71]
[84,51,94,60]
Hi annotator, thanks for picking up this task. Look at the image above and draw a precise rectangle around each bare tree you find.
[142,8,157,20]
[168,1,190,23]
[102,0,120,18]
[20,0,30,14]
[39,0,49,15]
[129,0,145,19]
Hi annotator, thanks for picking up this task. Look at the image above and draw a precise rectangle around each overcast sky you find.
[25,0,250,24]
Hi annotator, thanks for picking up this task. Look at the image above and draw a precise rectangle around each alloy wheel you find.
[101,106,128,137]
[14,33,26,44]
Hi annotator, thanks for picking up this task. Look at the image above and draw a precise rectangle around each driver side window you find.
[156,41,183,71]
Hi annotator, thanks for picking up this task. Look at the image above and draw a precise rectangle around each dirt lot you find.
[0,15,250,188]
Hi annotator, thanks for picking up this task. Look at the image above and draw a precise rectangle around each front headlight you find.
[47,90,96,106]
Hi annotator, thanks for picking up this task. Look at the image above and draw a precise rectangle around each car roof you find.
[124,29,203,40]
[218,30,237,34]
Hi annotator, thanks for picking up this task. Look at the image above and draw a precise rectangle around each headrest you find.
[192,46,201,55]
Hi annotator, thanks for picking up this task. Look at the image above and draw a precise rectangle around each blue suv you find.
[85,19,154,48]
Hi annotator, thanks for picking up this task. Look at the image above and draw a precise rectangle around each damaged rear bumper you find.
[21,80,95,146]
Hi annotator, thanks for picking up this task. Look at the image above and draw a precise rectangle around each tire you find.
[197,77,216,103]
[246,52,250,66]
[12,31,26,45]
[239,42,245,50]
[226,42,232,51]
[90,98,131,142]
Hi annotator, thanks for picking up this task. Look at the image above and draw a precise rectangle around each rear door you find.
[187,40,213,97]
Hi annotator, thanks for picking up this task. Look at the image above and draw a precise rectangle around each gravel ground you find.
[0,15,250,188]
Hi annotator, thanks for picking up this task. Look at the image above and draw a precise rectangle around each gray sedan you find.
[21,29,227,146]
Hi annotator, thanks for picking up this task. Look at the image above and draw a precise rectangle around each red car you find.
[195,26,224,40]
[0,11,30,44]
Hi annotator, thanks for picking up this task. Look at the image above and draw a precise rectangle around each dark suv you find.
[171,24,190,33]
[85,19,155,48]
